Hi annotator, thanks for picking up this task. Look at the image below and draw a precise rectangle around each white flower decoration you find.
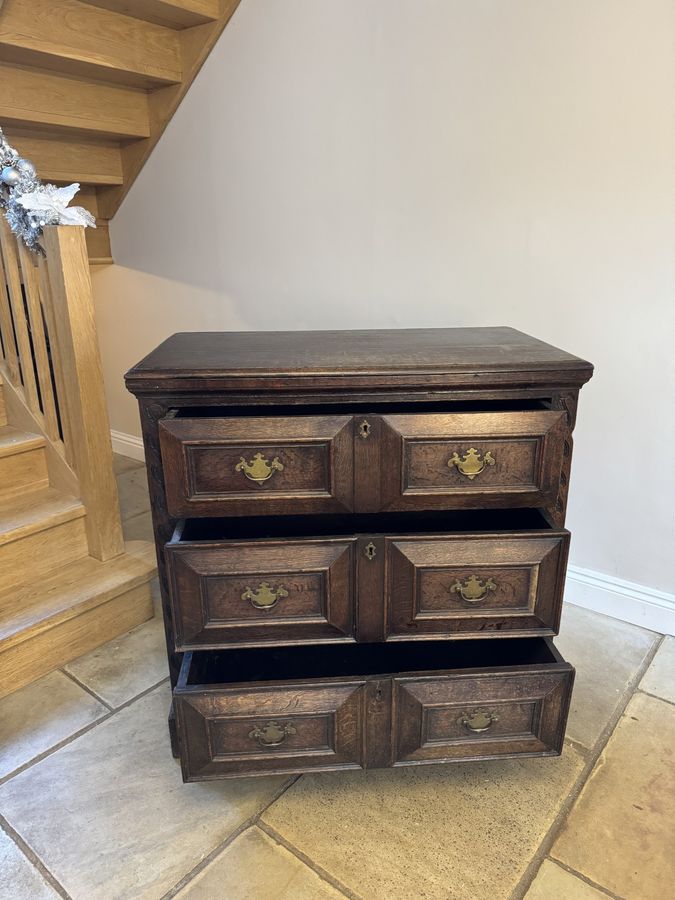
[16,183,96,228]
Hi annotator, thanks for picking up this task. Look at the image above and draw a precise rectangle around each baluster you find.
[0,219,39,412]
[0,233,20,384]
[17,241,61,445]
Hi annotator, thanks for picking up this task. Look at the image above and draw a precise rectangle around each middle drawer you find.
[166,511,569,649]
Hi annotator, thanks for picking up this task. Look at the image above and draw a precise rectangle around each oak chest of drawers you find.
[126,327,592,781]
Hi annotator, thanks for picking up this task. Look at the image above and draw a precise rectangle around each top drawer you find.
[160,409,566,518]
[160,415,354,518]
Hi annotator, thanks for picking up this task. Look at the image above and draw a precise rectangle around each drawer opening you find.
[173,398,552,418]
[181,637,562,687]
[176,508,555,543]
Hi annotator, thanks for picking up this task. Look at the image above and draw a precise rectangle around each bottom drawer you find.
[174,638,573,780]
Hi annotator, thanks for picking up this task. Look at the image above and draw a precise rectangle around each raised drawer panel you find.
[393,669,573,765]
[159,415,354,517]
[372,411,566,511]
[385,533,569,639]
[175,682,366,779]
[167,537,356,648]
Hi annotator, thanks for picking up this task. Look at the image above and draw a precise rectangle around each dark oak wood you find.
[160,414,354,517]
[166,522,569,647]
[174,638,573,779]
[385,530,569,639]
[126,327,593,394]
[166,529,356,648]
[126,327,592,777]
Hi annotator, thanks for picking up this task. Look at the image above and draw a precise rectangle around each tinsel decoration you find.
[0,126,95,254]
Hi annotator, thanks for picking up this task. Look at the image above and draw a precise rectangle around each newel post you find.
[41,225,125,561]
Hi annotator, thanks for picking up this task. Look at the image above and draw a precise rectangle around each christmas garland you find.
[0,126,95,254]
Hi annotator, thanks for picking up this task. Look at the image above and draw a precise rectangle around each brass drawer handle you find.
[242,582,288,609]
[249,721,297,746]
[458,709,499,733]
[235,452,284,485]
[451,575,497,603]
[448,448,495,480]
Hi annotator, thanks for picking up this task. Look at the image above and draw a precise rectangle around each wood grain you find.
[0,0,182,87]
[160,414,354,517]
[167,533,356,648]
[42,226,124,560]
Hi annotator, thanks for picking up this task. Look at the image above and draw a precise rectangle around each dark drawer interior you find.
[177,507,554,542]
[180,636,564,688]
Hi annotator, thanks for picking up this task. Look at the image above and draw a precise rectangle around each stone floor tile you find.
[0,685,287,900]
[263,744,584,900]
[555,603,658,748]
[638,636,675,704]
[123,510,154,542]
[524,859,610,899]
[0,671,107,780]
[64,581,167,707]
[0,828,60,900]
[552,692,675,900]
[116,466,150,522]
[113,453,145,476]
[175,827,345,899]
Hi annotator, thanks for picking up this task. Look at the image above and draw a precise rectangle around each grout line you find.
[548,858,625,899]
[0,678,170,787]
[160,776,301,899]
[510,633,665,900]
[257,820,360,900]
[59,668,114,711]
[633,687,675,709]
[0,814,72,900]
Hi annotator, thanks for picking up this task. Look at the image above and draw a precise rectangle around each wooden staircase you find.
[0,0,241,263]
[0,221,156,698]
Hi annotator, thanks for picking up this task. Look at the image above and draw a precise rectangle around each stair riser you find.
[0,582,153,699]
[0,447,49,500]
[0,517,88,592]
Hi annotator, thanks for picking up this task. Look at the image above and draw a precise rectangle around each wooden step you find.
[0,62,150,140]
[0,426,49,499]
[0,380,6,427]
[81,0,220,29]
[4,128,124,186]
[0,539,156,698]
[0,487,88,592]
[0,0,182,88]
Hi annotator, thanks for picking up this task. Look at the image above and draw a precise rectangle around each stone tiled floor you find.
[0,455,672,900]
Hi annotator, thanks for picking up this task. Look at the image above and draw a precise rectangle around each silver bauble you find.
[1,166,20,187]
[16,158,36,178]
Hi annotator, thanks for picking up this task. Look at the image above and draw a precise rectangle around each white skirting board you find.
[565,566,674,636]
[108,429,675,636]
[110,429,146,462]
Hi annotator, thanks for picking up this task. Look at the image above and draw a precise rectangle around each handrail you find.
[0,221,125,561]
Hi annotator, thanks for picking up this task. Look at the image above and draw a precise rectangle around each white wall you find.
[93,0,675,601]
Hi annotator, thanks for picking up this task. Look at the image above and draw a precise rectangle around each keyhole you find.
[364,542,377,560]
[359,420,371,439]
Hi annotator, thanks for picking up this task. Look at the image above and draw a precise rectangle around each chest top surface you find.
[125,327,593,394]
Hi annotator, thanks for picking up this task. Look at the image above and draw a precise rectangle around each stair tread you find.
[0,540,156,649]
[4,128,124,187]
[0,487,85,546]
[0,425,45,458]
[81,0,220,29]
[0,62,151,140]
[0,0,183,88]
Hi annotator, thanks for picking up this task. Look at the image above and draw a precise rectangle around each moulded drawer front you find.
[159,415,354,517]
[393,669,573,765]
[166,538,356,649]
[175,682,366,779]
[374,411,566,511]
[385,533,570,640]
